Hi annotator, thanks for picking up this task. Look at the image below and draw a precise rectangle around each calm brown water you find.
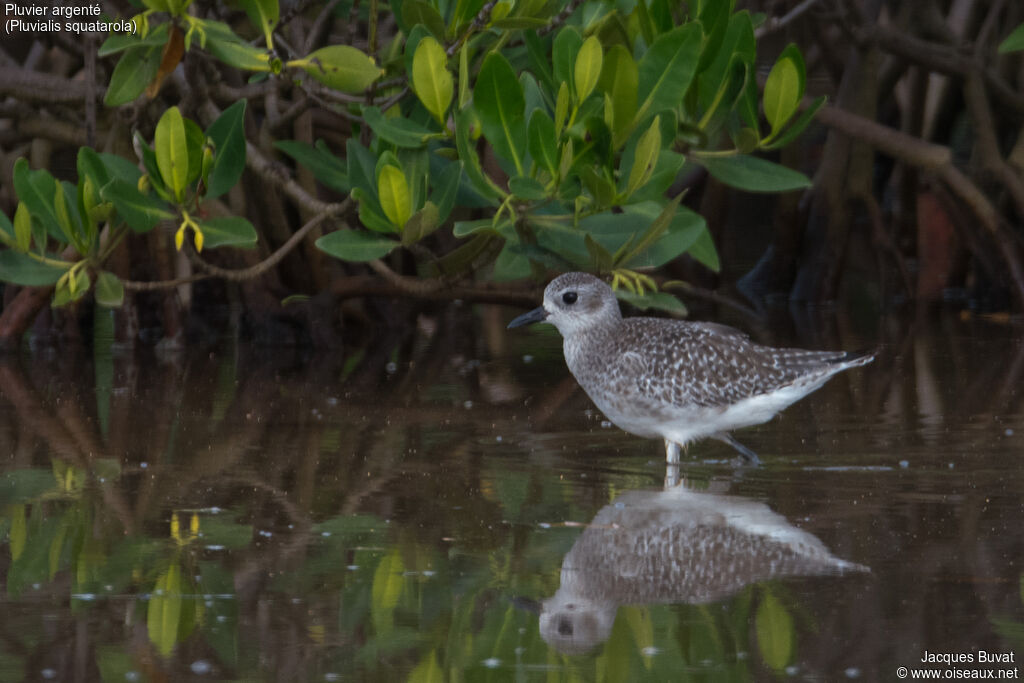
[0,307,1022,682]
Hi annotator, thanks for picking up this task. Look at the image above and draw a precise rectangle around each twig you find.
[190,209,346,282]
[538,0,586,37]
[755,0,822,39]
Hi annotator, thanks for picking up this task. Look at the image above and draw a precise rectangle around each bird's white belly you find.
[589,381,822,445]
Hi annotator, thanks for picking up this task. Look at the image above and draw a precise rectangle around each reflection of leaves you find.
[0,469,57,506]
[147,560,203,657]
[756,591,794,671]
[148,563,184,657]
[6,514,62,596]
[371,548,405,636]
[313,514,386,539]
[198,561,239,668]
[197,515,253,549]
[408,648,444,683]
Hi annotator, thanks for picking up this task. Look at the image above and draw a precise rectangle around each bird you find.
[535,486,868,654]
[507,272,874,465]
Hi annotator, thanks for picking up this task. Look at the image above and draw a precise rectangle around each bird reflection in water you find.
[525,485,867,655]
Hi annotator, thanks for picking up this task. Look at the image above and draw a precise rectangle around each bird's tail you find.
[828,350,876,367]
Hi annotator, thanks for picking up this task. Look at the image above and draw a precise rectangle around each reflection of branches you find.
[0,362,137,533]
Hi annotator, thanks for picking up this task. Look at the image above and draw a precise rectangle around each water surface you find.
[0,308,1022,681]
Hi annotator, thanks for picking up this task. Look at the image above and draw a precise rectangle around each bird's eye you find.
[562,291,578,305]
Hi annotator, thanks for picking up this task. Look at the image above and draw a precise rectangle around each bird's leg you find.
[664,439,681,464]
[713,433,762,465]
[664,439,684,488]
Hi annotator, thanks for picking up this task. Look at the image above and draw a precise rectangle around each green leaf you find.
[377,165,412,228]
[635,23,703,129]
[400,0,446,39]
[182,118,206,189]
[412,37,453,125]
[455,107,501,202]
[293,45,383,93]
[205,100,247,198]
[763,44,805,135]
[275,140,349,193]
[401,202,441,245]
[599,45,638,141]
[761,95,825,151]
[154,106,190,201]
[698,154,812,192]
[197,216,258,249]
[148,563,184,657]
[493,241,532,281]
[430,160,462,223]
[0,470,58,506]
[104,44,163,106]
[615,289,687,315]
[98,22,169,57]
[524,30,555,93]
[100,178,175,232]
[473,53,527,175]
[998,22,1024,53]
[574,35,603,103]
[316,230,398,261]
[697,10,755,117]
[626,115,661,196]
[552,27,582,97]
[616,191,680,265]
[98,152,144,184]
[0,250,69,285]
[13,159,64,241]
[527,110,558,177]
[371,548,405,636]
[756,592,794,671]
[52,267,90,307]
[362,106,432,148]
[240,0,278,47]
[205,35,271,71]
[509,176,546,200]
[346,138,379,198]
[13,203,31,252]
[94,271,125,307]
[577,201,710,269]
[687,221,720,272]
[52,182,79,247]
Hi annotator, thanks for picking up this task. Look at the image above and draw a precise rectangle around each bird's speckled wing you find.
[614,318,852,409]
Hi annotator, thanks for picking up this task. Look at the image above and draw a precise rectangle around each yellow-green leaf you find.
[412,37,452,124]
[763,45,805,134]
[95,271,125,307]
[13,203,31,252]
[240,0,278,48]
[756,592,794,671]
[377,165,412,228]
[554,81,569,137]
[371,548,404,636]
[408,649,444,683]
[627,115,661,196]
[154,106,189,202]
[148,563,184,657]
[574,36,603,103]
[8,504,26,561]
[292,45,383,94]
[53,183,75,244]
[599,44,638,141]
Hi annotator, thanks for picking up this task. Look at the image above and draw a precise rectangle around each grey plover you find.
[536,486,867,653]
[508,272,874,464]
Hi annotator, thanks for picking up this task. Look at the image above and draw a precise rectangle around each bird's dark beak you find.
[507,306,548,329]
